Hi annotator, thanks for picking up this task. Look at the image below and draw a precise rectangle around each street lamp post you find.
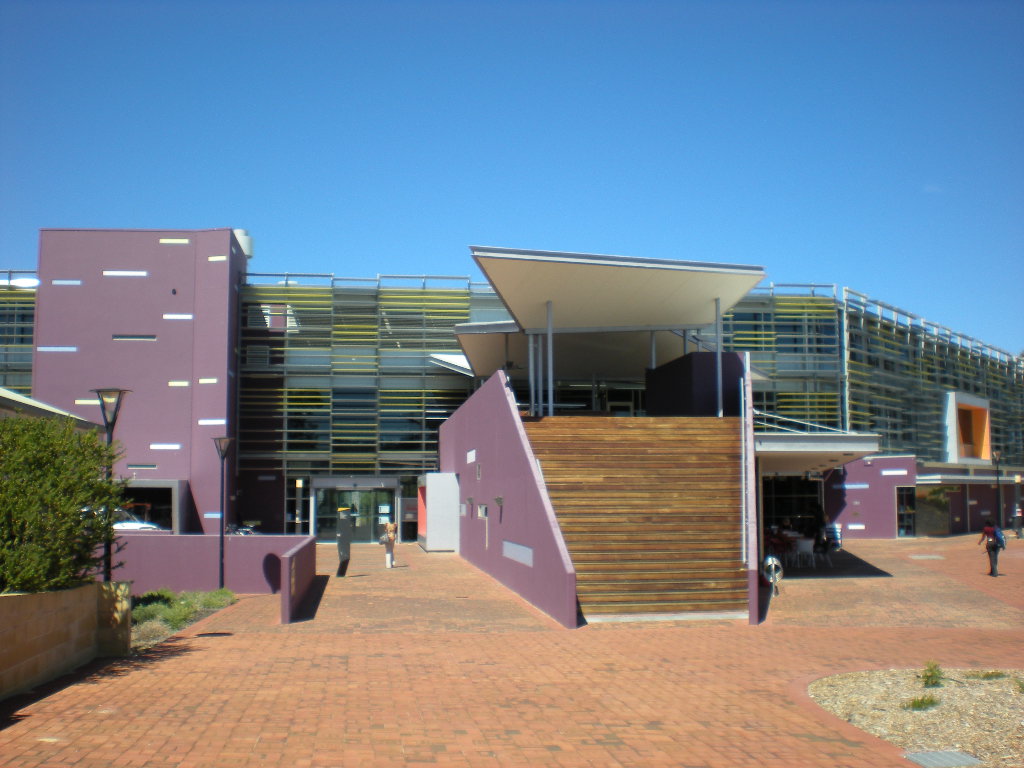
[213,437,234,590]
[92,388,130,582]
[992,449,1003,529]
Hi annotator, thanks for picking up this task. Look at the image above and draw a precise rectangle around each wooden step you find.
[524,414,746,619]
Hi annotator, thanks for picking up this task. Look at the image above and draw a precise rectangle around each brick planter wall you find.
[0,582,130,702]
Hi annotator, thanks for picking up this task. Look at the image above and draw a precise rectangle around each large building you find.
[1,229,1021,561]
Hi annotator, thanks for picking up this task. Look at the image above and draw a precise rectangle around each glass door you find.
[896,486,916,537]
[315,487,396,542]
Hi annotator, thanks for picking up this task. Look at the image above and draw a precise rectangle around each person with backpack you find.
[977,518,1005,577]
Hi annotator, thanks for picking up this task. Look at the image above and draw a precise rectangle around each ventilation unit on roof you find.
[232,229,254,258]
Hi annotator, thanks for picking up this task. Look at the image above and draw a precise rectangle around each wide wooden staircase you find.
[523,416,747,618]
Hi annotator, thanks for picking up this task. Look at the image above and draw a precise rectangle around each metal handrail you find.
[752,408,846,434]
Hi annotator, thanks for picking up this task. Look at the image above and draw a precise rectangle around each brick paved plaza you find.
[1,536,1021,767]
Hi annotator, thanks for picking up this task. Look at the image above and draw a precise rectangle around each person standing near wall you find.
[336,506,353,576]
[1013,506,1023,539]
[382,516,398,569]
[977,518,1002,577]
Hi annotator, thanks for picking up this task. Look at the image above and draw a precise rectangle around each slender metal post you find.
[92,388,130,582]
[993,449,1003,528]
[546,300,554,417]
[214,437,234,590]
[715,297,723,418]
[528,333,536,416]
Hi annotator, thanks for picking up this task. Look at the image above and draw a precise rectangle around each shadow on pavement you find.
[783,549,892,579]
[291,575,329,623]
[0,639,194,731]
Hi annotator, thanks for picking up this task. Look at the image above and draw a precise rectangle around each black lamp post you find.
[213,436,234,589]
[992,449,1003,529]
[92,388,130,582]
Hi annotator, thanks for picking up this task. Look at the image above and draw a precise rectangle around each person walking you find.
[382,517,398,569]
[977,518,1002,577]
[1013,506,1023,539]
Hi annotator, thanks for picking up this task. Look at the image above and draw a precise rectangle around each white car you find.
[113,519,165,531]
[112,510,167,531]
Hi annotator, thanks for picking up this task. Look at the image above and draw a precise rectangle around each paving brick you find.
[0,537,1020,767]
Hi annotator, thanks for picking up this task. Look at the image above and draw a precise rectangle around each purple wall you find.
[280,537,317,624]
[823,456,917,539]
[114,533,314,597]
[646,351,745,417]
[439,371,577,628]
[33,229,247,533]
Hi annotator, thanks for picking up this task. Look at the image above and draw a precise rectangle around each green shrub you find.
[130,588,236,631]
[196,588,235,611]
[902,694,940,711]
[161,601,195,630]
[133,588,175,608]
[963,670,1007,680]
[131,602,168,626]
[133,618,174,649]
[920,661,943,688]
[0,417,122,593]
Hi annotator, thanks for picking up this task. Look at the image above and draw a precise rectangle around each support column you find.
[546,300,554,417]
[715,297,723,418]
[528,333,536,416]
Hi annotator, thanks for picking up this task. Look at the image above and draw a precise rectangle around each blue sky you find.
[2,0,1022,353]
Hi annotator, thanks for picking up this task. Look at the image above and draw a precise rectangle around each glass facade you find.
[236,274,506,530]
[1,269,1021,530]
[0,281,36,394]
[724,285,1024,464]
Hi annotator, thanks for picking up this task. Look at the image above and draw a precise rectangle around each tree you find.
[0,416,123,593]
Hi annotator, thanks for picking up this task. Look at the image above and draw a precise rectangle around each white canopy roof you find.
[472,246,765,332]
[461,246,765,379]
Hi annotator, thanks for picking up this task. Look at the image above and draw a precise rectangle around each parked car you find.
[112,509,168,531]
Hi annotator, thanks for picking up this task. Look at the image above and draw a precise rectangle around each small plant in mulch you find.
[919,661,943,688]
[130,588,235,650]
[962,670,1007,680]
[1015,678,1024,694]
[902,694,940,711]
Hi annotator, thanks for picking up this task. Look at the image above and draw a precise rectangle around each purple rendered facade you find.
[822,456,917,539]
[32,228,248,533]
[439,371,578,628]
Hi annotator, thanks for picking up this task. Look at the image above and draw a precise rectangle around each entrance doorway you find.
[312,484,397,543]
[896,486,916,537]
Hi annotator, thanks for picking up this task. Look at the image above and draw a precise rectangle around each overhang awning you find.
[471,246,765,333]
[429,353,474,376]
[0,387,100,430]
[460,246,765,379]
[754,432,881,475]
[456,322,692,380]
